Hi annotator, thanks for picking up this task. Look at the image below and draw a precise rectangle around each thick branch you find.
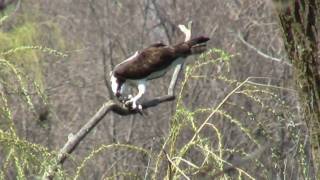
[58,96,175,163]
[43,95,175,180]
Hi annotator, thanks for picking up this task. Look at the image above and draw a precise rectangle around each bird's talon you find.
[124,100,136,109]
[119,96,125,103]
[124,100,142,112]
[124,100,132,106]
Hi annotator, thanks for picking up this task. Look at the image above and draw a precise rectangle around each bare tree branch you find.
[43,22,193,180]
[150,0,176,44]
[236,32,292,67]
[42,95,175,180]
[88,0,115,100]
[168,63,183,96]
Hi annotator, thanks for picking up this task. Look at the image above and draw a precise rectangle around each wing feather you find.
[113,47,177,80]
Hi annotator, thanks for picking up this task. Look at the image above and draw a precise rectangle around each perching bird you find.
[110,36,210,110]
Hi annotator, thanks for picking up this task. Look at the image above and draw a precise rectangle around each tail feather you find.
[187,36,210,47]
[173,36,210,56]
[188,36,210,54]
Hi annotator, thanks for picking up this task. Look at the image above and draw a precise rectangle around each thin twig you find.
[150,0,176,44]
[246,80,296,92]
[164,151,191,180]
[143,137,155,180]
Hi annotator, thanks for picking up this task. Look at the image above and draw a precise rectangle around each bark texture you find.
[276,0,320,173]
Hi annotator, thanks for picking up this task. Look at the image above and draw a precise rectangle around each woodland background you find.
[0,0,319,179]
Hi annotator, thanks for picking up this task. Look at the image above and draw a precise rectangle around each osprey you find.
[110,36,210,109]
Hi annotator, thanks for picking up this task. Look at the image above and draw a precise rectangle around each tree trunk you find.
[275,0,320,174]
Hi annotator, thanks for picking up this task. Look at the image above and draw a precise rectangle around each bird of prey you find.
[110,36,210,110]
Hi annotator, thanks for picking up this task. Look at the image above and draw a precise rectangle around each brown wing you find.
[113,46,178,80]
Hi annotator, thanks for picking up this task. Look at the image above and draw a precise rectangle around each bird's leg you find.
[125,81,146,110]
[118,83,128,102]
[126,94,133,101]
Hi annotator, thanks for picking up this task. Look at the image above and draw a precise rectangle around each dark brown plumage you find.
[113,36,209,80]
[110,36,210,109]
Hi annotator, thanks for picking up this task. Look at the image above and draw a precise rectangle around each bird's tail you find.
[186,36,210,54]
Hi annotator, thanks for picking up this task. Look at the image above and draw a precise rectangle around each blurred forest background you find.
[0,0,319,179]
